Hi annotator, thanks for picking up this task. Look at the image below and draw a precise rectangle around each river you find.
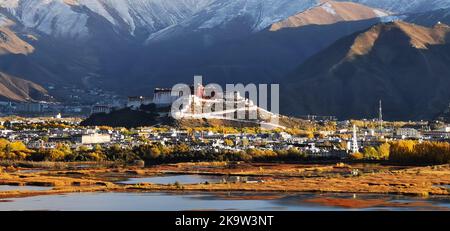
[1,192,449,211]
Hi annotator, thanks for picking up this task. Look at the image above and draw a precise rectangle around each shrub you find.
[350,152,364,160]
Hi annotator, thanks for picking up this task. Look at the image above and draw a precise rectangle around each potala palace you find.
[92,84,283,129]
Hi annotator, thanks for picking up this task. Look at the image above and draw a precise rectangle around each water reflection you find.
[0,185,51,192]
[1,192,449,211]
[118,174,261,185]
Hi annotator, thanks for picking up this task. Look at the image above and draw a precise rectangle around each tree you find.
[88,152,105,161]
[338,141,347,150]
[134,145,159,161]
[48,149,66,161]
[6,141,31,160]
[363,146,379,160]
[106,144,139,162]
[149,146,162,159]
[93,144,103,153]
[241,138,249,147]
[57,144,72,156]
[350,152,364,160]
[224,139,234,147]
[377,143,390,160]
[175,143,190,154]
[306,132,314,139]
[389,141,450,165]
[0,139,9,159]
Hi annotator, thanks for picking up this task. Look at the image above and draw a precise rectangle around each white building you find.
[347,125,359,154]
[153,88,180,106]
[396,128,421,139]
[74,134,111,144]
[439,127,450,133]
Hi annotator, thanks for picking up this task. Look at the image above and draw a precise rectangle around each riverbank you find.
[1,162,450,200]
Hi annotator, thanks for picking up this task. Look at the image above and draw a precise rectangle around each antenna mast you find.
[378,100,383,134]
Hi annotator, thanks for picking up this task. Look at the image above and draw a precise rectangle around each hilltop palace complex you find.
[91,84,282,128]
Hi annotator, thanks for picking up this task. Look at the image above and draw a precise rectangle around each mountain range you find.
[128,0,390,89]
[282,21,450,120]
[0,0,450,120]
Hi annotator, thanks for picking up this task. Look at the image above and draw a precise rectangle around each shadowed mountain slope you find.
[282,21,450,120]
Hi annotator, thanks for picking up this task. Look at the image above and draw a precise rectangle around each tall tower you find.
[378,100,383,133]
[352,125,359,154]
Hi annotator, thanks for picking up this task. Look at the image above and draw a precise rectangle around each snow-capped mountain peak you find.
[146,0,322,42]
[0,0,215,38]
[0,0,90,38]
[2,0,450,41]
[196,0,320,31]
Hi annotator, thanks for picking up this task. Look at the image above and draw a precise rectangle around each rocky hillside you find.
[282,21,450,120]
[0,72,50,102]
[0,23,34,55]
[270,1,389,31]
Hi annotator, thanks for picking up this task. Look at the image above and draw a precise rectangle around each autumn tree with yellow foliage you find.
[0,139,33,160]
[389,140,450,165]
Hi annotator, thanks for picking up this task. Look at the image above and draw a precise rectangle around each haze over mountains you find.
[0,0,450,119]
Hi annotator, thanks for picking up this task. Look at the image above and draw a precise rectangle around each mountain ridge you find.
[129,1,388,93]
[270,1,389,31]
[0,24,34,55]
[282,21,450,120]
[0,71,50,102]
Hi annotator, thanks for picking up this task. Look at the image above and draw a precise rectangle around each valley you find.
[1,0,450,120]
